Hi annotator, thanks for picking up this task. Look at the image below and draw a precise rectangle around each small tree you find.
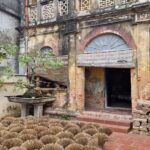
[0,42,17,88]
[0,42,63,97]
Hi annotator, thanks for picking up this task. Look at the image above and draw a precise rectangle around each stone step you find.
[76,115,131,127]
[79,110,132,121]
[76,117,131,133]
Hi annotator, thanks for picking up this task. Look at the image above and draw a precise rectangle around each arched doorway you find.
[79,33,133,110]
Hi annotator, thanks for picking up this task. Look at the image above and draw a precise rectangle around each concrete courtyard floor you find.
[104,132,150,150]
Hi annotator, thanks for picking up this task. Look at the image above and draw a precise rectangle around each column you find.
[76,67,85,110]
[21,103,27,117]
[34,103,44,117]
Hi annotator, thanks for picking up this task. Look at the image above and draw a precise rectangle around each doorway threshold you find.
[105,107,132,112]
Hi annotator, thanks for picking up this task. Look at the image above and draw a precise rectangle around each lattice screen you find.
[99,0,115,8]
[58,0,69,16]
[29,0,37,5]
[81,0,90,11]
[29,6,37,22]
[41,1,55,20]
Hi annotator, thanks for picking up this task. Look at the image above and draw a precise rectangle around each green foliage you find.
[0,42,17,57]
[0,41,64,92]
[3,67,15,79]
[0,41,17,89]
[60,114,71,120]
[19,54,32,66]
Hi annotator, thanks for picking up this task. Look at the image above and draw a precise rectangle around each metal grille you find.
[81,0,90,11]
[29,6,37,22]
[58,0,68,16]
[41,1,55,20]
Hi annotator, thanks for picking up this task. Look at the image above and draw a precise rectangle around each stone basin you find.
[6,96,56,117]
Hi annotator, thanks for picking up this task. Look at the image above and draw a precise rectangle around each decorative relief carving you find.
[29,6,37,22]
[135,13,150,23]
[99,0,114,8]
[41,1,55,20]
[58,0,68,16]
[81,0,90,11]
[98,0,137,8]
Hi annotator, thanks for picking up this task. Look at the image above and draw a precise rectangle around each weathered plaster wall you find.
[0,1,22,117]
[0,77,26,117]
[85,68,105,110]
[27,27,59,55]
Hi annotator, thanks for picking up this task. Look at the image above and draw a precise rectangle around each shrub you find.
[18,134,37,142]
[9,126,24,133]
[2,138,23,149]
[49,123,63,128]
[66,126,81,135]
[0,145,8,150]
[21,139,43,150]
[83,128,98,136]
[38,129,52,138]
[81,124,97,131]
[8,124,23,131]
[9,146,27,150]
[20,129,37,136]
[40,143,64,150]
[93,133,108,147]
[3,132,18,139]
[0,137,4,143]
[0,131,10,137]
[0,126,7,132]
[87,138,98,147]
[74,133,91,140]
[83,146,97,150]
[65,143,84,150]
[34,126,48,133]
[38,122,49,127]
[25,124,38,130]
[98,127,112,135]
[57,131,74,139]
[40,135,58,144]
[64,123,80,130]
[49,126,63,135]
[75,137,89,146]
[56,138,74,148]
[24,120,38,125]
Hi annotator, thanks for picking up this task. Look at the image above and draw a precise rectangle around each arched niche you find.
[85,34,130,53]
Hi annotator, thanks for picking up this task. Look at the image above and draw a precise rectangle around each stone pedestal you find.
[21,103,44,117]
[7,96,56,118]
[133,100,150,135]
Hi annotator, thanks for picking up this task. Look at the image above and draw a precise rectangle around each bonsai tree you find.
[0,41,63,98]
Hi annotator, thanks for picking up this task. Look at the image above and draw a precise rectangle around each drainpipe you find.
[25,0,28,27]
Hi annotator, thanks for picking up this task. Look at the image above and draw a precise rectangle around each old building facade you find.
[24,0,150,133]
[0,0,26,116]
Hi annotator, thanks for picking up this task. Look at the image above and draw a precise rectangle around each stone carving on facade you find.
[41,2,55,20]
[58,0,68,16]
[81,0,90,11]
[99,0,114,8]
[135,13,150,23]
[98,0,137,8]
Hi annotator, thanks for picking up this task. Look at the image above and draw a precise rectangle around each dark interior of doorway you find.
[105,68,131,109]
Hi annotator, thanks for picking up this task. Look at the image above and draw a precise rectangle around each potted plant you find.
[0,41,64,117]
